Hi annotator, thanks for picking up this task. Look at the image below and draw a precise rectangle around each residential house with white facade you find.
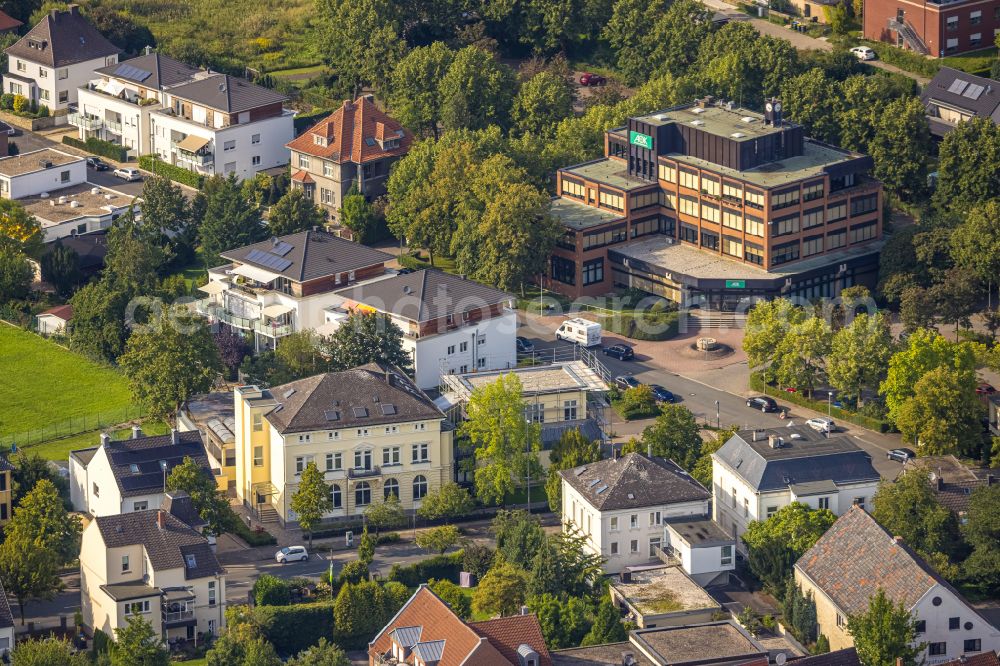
[196,229,392,351]
[286,96,412,234]
[0,147,86,199]
[234,364,453,526]
[71,49,292,176]
[795,507,1000,661]
[80,507,226,643]
[3,5,120,115]
[330,269,517,389]
[712,426,881,546]
[560,453,730,577]
[69,427,214,516]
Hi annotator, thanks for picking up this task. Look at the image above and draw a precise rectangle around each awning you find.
[176,134,211,153]
[198,281,227,295]
[261,304,293,318]
[231,263,281,283]
[314,321,341,336]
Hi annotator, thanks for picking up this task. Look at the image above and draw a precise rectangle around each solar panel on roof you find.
[115,63,152,82]
[244,248,292,272]
[947,79,969,95]
[963,83,985,100]
[271,241,293,256]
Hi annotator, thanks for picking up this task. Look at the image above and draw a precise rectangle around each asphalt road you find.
[516,323,906,480]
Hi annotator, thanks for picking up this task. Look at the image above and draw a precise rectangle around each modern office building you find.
[548,98,884,308]
[863,0,1000,57]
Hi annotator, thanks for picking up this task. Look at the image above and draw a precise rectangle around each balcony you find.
[104,119,123,135]
[173,142,214,166]
[196,299,293,338]
[348,466,381,479]
[67,113,103,131]
[254,319,293,338]
[162,608,195,626]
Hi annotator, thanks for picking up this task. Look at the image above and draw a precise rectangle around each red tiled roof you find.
[286,96,413,165]
[290,170,314,184]
[940,653,1000,666]
[470,615,553,666]
[0,10,22,32]
[40,304,73,321]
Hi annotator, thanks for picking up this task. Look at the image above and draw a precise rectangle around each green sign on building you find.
[629,130,654,150]
[725,279,746,289]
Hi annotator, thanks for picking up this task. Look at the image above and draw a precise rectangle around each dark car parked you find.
[615,375,641,391]
[650,385,674,403]
[603,344,635,361]
[86,157,109,171]
[746,396,779,412]
[516,336,535,353]
[579,72,606,86]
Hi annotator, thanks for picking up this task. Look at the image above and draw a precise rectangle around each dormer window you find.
[313,134,326,147]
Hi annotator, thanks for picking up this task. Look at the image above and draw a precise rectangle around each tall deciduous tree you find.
[828,312,893,405]
[363,494,404,536]
[0,245,32,303]
[104,205,169,295]
[894,365,982,456]
[869,96,931,201]
[546,428,601,513]
[439,47,516,132]
[286,639,352,666]
[691,426,739,488]
[962,484,1000,593]
[934,117,1000,212]
[39,240,82,297]
[267,188,325,237]
[415,524,461,554]
[640,404,702,470]
[743,298,805,386]
[847,589,924,666]
[871,469,961,562]
[743,503,836,591]
[140,174,190,238]
[604,0,711,84]
[416,482,475,521]
[493,509,546,569]
[511,71,574,138]
[110,614,169,666]
[0,198,42,256]
[582,596,628,646]
[773,316,832,397]
[472,559,529,617]
[68,279,132,363]
[461,374,541,505]
[780,68,842,144]
[322,311,412,374]
[290,462,332,546]
[339,185,381,244]
[389,43,455,138]
[119,312,222,419]
[199,174,266,265]
[166,456,235,536]
[314,0,405,96]
[5,479,81,565]
[951,200,1000,308]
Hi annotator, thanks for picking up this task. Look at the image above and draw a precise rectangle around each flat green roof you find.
[633,104,793,142]
[668,140,859,189]
[550,197,623,231]
[561,159,650,192]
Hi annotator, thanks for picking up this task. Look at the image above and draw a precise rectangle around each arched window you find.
[330,484,342,509]
[355,481,371,507]
[413,475,428,500]
[384,478,400,500]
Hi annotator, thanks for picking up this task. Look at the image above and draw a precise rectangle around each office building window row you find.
[745,189,765,210]
[722,209,743,231]
[551,255,576,285]
[702,176,721,197]
[745,215,765,237]
[562,179,585,199]
[701,202,720,224]
[850,193,878,217]
[679,168,699,191]
[803,234,824,257]
[630,190,660,210]
[583,258,604,286]
[803,206,824,229]
[679,196,699,217]
[680,223,699,244]
[631,215,662,238]
[746,242,764,265]
[772,213,800,237]
[803,181,824,201]
[827,200,847,222]
[583,224,627,250]
[827,228,847,250]
[659,164,677,183]
[599,190,624,212]
[771,187,800,210]
[723,236,743,258]
[850,221,877,244]
[701,230,719,251]
[556,232,576,251]
[772,240,800,265]
[722,182,743,201]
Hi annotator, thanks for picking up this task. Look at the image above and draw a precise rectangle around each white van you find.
[555,318,602,347]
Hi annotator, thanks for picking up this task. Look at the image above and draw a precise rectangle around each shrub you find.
[253,601,335,655]
[397,252,432,271]
[12,95,28,114]
[254,573,291,606]
[617,385,659,420]
[376,532,400,545]
[428,578,471,619]
[338,559,369,585]
[463,542,495,578]
[138,155,204,189]
[748,373,892,432]
[387,551,464,587]
[0,93,13,110]
[62,135,128,162]
[598,310,679,341]
[233,519,277,546]
[36,104,49,118]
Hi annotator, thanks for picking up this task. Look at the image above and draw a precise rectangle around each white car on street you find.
[850,46,876,61]
[275,546,309,563]
[805,417,836,433]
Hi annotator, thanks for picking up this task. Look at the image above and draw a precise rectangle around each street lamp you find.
[715,400,720,429]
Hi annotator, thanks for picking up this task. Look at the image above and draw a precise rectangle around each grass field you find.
[0,324,137,440]
[28,421,170,462]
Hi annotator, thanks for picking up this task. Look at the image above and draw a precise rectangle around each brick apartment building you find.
[863,0,1000,57]
[547,98,884,309]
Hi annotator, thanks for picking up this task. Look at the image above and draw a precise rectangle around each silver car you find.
[805,417,835,433]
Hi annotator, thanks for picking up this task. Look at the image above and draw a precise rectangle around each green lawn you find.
[27,421,170,462]
[942,47,998,75]
[0,325,138,443]
[271,64,328,78]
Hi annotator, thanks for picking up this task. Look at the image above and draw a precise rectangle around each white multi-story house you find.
[560,452,726,576]
[71,50,292,177]
[69,427,215,517]
[3,5,119,115]
[712,425,881,546]
[196,229,393,351]
[329,269,517,389]
[796,507,1000,661]
[80,506,226,643]
[234,364,454,526]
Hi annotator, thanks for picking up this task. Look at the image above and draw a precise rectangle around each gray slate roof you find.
[221,230,391,284]
[6,6,120,68]
[95,52,201,90]
[89,430,210,498]
[790,649,860,666]
[560,453,710,511]
[264,364,443,434]
[95,510,223,580]
[921,67,1000,123]
[713,427,880,492]
[166,73,287,113]
[796,507,946,616]
[335,269,513,322]
[0,579,13,629]
[161,490,207,530]
[99,581,163,602]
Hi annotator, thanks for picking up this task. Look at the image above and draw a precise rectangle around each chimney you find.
[987,474,996,486]
[343,99,353,110]
[156,510,166,530]
[131,425,142,440]
[697,96,714,109]
[897,658,905,666]
[752,430,758,442]
[144,45,153,55]
[622,653,637,666]
[68,4,81,14]
[768,435,781,449]
[520,605,531,616]
[100,433,111,446]
[892,535,904,545]
[170,428,179,445]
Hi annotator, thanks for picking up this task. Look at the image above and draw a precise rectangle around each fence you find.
[0,405,149,450]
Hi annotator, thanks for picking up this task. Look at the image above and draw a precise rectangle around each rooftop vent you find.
[70,200,81,208]
[627,493,635,499]
[691,107,706,114]
[741,116,756,123]
[39,160,53,169]
[731,132,746,138]
[768,435,783,449]
[690,120,704,126]
[91,187,101,195]
[283,388,296,399]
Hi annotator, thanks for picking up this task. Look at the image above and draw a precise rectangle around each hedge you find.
[596,310,680,341]
[253,601,335,655]
[387,551,464,587]
[398,252,432,271]
[138,155,204,189]
[233,519,277,546]
[62,135,127,162]
[859,40,940,78]
[748,374,893,433]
